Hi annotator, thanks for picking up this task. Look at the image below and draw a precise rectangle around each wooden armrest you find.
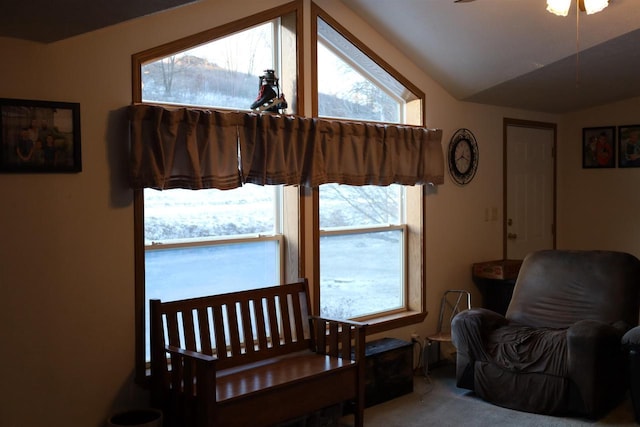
[311,315,368,328]
[164,344,218,419]
[311,316,367,361]
[165,345,218,364]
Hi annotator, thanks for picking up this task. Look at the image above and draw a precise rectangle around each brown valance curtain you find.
[128,104,444,190]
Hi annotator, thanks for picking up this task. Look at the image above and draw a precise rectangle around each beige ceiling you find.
[342,0,640,113]
[0,0,199,43]
[2,0,638,114]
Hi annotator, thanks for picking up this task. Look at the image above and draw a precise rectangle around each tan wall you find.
[558,97,640,256]
[3,0,624,425]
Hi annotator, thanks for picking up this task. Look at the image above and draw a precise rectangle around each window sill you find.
[361,310,427,335]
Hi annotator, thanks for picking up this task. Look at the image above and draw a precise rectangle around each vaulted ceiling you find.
[0,0,199,43]
[2,0,638,114]
[342,0,640,113]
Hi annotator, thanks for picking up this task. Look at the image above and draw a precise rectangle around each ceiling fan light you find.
[583,0,608,14]
[546,0,571,16]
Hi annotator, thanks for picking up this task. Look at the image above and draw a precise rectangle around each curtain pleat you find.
[129,105,242,190]
[240,114,315,186]
[128,104,444,190]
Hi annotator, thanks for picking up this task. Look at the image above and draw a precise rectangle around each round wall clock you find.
[448,128,479,185]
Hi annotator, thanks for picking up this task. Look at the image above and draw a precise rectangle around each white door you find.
[505,123,555,260]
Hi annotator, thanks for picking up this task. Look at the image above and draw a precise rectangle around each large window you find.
[134,3,298,113]
[140,11,290,312]
[320,184,405,318]
[141,22,276,109]
[314,9,426,323]
[133,1,430,380]
[143,185,283,360]
[132,2,300,377]
[144,185,283,300]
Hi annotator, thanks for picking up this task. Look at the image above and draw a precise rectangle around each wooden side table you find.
[472,259,522,315]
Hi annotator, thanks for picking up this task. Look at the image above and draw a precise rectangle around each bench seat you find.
[217,351,355,402]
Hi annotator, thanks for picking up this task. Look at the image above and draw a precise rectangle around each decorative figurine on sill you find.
[250,69,287,114]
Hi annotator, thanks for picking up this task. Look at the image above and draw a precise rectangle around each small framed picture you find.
[0,97,81,173]
[618,125,640,168]
[582,126,615,169]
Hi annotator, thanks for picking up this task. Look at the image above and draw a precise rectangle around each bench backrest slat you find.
[266,296,281,348]
[254,300,268,350]
[242,299,256,356]
[167,311,180,349]
[212,306,226,361]
[151,279,313,371]
[279,294,293,344]
[182,309,196,351]
[197,307,212,356]
[227,302,242,356]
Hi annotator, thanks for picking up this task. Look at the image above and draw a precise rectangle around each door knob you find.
[507,232,518,239]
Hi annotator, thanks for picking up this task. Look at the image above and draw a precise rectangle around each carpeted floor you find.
[339,363,638,427]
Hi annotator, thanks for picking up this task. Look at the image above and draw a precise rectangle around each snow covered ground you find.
[143,185,403,357]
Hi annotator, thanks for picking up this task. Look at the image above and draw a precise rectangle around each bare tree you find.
[160,55,178,96]
[321,185,400,227]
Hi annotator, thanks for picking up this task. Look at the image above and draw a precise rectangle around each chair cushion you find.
[487,324,567,375]
[474,324,569,414]
[507,250,640,329]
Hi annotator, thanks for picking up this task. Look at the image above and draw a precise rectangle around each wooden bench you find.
[149,278,367,427]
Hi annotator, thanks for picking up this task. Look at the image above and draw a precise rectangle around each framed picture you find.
[582,126,615,168]
[618,125,640,168]
[0,98,81,173]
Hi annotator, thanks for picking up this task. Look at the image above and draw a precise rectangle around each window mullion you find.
[319,224,404,236]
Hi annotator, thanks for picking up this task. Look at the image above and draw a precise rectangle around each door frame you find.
[503,118,557,259]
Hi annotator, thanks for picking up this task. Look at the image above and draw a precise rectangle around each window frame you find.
[131,0,430,384]
[143,184,287,296]
[319,184,408,319]
[139,21,280,110]
[311,3,427,334]
[315,16,418,124]
[131,1,304,383]
[319,223,408,319]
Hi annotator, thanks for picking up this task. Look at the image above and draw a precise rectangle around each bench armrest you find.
[311,315,368,328]
[165,345,218,363]
[162,345,218,425]
[310,315,367,361]
[310,315,367,427]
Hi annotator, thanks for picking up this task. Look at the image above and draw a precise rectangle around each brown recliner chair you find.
[452,250,640,418]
